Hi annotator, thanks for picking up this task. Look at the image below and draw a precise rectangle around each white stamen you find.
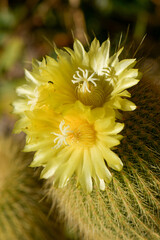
[103,67,117,85]
[51,120,72,149]
[72,67,99,93]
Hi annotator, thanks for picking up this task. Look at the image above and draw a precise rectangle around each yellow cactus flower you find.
[14,38,140,115]
[13,102,124,193]
[13,37,141,192]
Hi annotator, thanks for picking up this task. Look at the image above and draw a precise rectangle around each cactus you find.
[47,77,160,240]
[0,134,68,240]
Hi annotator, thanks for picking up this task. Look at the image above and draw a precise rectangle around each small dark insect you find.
[48,81,53,84]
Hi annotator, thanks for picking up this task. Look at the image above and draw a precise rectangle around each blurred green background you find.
[0,0,160,128]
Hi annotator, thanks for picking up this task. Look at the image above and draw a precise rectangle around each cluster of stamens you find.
[72,67,99,93]
[51,120,72,149]
[103,67,117,85]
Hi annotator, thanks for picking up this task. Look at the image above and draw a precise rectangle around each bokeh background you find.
[0,0,160,126]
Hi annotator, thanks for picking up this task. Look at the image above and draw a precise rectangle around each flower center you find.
[72,67,99,93]
[72,68,112,108]
[76,81,107,108]
[68,120,96,147]
[51,119,96,149]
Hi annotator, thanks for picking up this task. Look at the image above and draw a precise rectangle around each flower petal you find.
[30,148,57,167]
[79,148,93,193]
[25,69,39,84]
[113,78,140,94]
[98,143,123,171]
[41,147,73,179]
[109,47,124,67]
[57,148,83,188]
[119,69,138,80]
[88,38,100,57]
[100,38,110,64]
[13,99,30,114]
[114,98,137,111]
[73,39,86,59]
[98,135,120,148]
[90,146,112,182]
[16,85,35,97]
[115,59,136,75]
[94,176,106,191]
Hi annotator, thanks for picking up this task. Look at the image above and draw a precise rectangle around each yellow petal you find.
[79,148,93,193]
[98,122,124,136]
[98,143,123,171]
[23,139,53,152]
[115,98,137,111]
[16,85,35,97]
[94,176,106,191]
[90,38,110,73]
[73,39,86,59]
[25,69,39,84]
[119,69,138,80]
[98,135,120,148]
[13,117,28,133]
[88,38,100,57]
[57,148,83,188]
[90,146,112,182]
[12,99,30,114]
[117,90,131,98]
[95,118,113,132]
[55,48,70,60]
[100,38,110,63]
[109,47,124,67]
[30,148,57,167]
[115,59,136,75]
[41,147,73,179]
[113,78,139,94]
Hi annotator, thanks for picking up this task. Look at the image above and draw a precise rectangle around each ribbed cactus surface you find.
[0,135,67,240]
[48,78,160,240]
